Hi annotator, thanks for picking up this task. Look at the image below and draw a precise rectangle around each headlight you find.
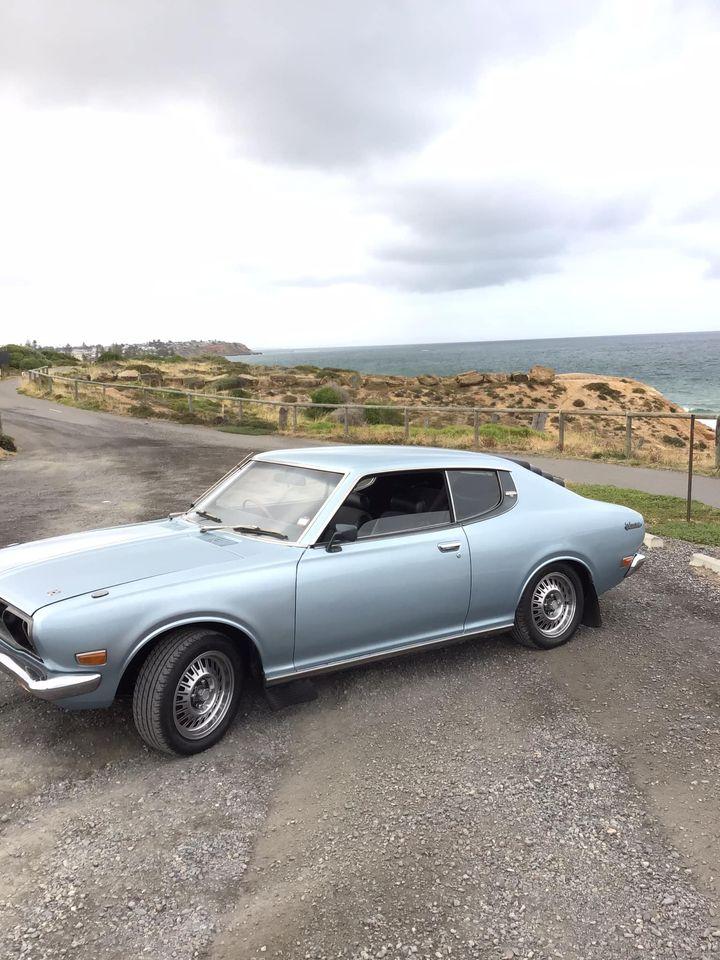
[0,601,36,655]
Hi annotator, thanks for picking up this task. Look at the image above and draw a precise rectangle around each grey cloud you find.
[1,0,598,167]
[368,181,648,291]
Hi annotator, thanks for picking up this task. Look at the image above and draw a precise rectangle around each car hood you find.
[0,519,258,615]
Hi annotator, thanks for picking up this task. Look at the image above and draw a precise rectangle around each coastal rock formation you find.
[529,365,555,383]
[47,356,715,461]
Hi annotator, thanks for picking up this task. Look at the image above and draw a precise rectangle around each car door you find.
[446,467,524,633]
[293,469,471,672]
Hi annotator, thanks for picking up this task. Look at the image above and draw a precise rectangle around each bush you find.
[226,387,250,398]
[2,343,75,370]
[307,385,345,418]
[0,433,17,452]
[97,351,123,363]
[365,406,404,426]
[212,375,254,392]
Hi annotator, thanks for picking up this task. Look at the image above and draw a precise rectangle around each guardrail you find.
[25,366,720,521]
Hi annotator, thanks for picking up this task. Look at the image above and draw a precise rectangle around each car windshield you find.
[193,460,342,541]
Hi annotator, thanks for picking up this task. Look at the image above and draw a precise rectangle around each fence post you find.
[292,405,298,431]
[625,415,632,459]
[343,406,349,438]
[686,414,695,522]
[404,408,409,442]
[558,412,565,452]
[715,417,720,470]
[474,409,479,449]
[73,379,78,400]
[187,393,193,413]
[237,400,243,424]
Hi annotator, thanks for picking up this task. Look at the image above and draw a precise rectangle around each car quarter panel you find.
[461,468,644,632]
[30,546,300,708]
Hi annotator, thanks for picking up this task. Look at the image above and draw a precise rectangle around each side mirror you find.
[326,523,358,553]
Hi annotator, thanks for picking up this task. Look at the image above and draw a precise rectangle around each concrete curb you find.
[643,533,665,549]
[689,553,720,577]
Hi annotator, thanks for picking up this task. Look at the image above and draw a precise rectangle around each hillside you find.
[24,357,717,470]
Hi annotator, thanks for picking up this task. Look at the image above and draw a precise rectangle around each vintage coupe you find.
[0,446,645,754]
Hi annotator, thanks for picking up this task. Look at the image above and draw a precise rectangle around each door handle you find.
[437,542,462,553]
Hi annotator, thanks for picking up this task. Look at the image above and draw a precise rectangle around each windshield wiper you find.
[197,523,289,540]
[193,509,223,524]
[232,525,288,541]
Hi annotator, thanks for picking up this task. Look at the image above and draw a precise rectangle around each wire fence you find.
[25,366,720,521]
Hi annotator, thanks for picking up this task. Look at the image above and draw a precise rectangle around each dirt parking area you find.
[1,383,719,960]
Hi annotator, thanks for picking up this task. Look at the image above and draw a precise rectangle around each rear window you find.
[448,470,502,521]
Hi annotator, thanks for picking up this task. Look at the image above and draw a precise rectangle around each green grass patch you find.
[217,421,278,436]
[570,483,720,547]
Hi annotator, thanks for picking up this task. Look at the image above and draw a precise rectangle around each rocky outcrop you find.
[529,365,555,384]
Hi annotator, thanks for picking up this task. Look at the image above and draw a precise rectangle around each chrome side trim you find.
[0,650,101,701]
[625,552,646,577]
[266,621,515,685]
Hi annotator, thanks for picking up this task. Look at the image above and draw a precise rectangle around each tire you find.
[511,562,584,650]
[132,627,244,755]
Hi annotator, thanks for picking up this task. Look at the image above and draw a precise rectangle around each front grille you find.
[0,600,36,655]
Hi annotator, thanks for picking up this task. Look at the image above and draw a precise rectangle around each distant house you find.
[70,345,100,361]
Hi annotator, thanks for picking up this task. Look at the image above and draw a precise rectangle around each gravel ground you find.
[0,382,719,959]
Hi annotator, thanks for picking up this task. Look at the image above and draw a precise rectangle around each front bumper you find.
[0,649,101,701]
[625,552,646,577]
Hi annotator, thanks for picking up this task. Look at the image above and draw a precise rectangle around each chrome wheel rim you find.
[173,650,235,740]
[531,572,577,639]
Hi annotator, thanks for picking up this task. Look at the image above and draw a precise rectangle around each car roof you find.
[254,445,514,475]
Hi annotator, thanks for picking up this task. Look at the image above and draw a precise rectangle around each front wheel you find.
[132,627,243,755]
[512,563,584,650]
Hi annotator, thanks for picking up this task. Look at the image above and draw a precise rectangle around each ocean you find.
[232,330,720,415]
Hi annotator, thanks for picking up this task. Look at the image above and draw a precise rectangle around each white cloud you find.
[1,0,719,348]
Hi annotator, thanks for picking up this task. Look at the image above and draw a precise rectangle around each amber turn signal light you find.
[620,556,634,568]
[75,649,107,666]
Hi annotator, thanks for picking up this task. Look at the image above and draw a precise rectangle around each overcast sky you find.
[2,0,720,350]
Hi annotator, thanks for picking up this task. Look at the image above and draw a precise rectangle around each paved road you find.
[1,377,720,960]
[2,377,719,508]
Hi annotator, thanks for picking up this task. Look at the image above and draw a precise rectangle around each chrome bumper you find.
[0,650,101,701]
[625,552,646,577]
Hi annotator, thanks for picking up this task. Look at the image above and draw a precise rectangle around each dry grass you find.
[20,375,720,476]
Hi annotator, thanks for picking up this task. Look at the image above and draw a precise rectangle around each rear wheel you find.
[512,563,584,650]
[132,627,243,755]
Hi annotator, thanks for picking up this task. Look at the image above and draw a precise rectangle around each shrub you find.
[572,398,586,407]
[226,387,250,398]
[0,433,17,452]
[307,385,345,418]
[662,434,685,448]
[212,375,254,391]
[365,406,404,426]
[586,381,624,402]
[97,351,123,363]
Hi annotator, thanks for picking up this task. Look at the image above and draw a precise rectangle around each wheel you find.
[132,627,243,755]
[512,563,584,650]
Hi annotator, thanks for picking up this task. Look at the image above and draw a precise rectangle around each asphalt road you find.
[1,378,720,960]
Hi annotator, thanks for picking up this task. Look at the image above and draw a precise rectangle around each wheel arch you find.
[116,618,265,698]
[519,556,601,628]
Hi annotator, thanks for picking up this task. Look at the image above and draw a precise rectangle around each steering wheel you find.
[242,498,273,519]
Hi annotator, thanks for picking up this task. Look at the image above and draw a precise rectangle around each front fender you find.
[33,556,299,708]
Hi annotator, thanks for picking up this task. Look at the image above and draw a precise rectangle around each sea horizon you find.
[232,329,720,415]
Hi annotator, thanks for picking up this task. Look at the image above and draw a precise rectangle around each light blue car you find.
[0,446,645,754]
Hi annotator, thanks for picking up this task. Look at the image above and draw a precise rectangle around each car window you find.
[447,470,502,521]
[322,470,452,541]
